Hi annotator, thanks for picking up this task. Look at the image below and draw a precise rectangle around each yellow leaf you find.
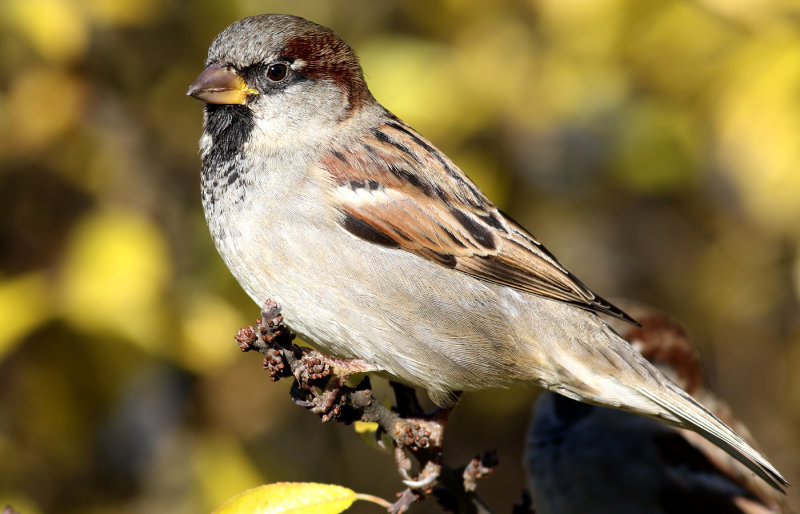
[4,0,88,62]
[352,421,385,448]
[698,0,792,27]
[179,292,243,372]
[213,482,357,514]
[353,421,378,435]
[194,435,265,511]
[0,272,51,360]
[87,0,162,27]
[58,209,170,350]
[714,27,800,235]
[6,68,86,150]
[359,37,468,140]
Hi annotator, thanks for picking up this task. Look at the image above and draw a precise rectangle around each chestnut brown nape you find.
[281,30,373,112]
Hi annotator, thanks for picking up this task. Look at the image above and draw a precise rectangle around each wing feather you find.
[322,119,635,323]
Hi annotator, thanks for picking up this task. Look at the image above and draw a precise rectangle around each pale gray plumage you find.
[188,14,787,490]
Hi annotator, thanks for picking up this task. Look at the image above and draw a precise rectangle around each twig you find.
[234,300,500,513]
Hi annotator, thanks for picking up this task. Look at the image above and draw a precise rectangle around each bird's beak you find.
[187,62,258,105]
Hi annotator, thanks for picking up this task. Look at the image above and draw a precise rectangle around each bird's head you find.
[188,14,375,156]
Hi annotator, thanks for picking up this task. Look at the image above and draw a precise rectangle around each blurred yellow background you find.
[1,0,799,512]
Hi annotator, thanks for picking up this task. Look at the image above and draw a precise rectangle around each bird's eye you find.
[266,63,288,81]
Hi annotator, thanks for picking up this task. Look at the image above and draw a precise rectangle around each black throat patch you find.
[202,103,254,182]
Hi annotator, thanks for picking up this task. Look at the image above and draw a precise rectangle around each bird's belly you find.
[205,199,543,393]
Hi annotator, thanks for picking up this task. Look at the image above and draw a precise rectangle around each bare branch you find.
[234,300,500,513]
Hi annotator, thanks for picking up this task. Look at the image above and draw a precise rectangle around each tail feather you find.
[549,324,789,492]
[638,382,789,491]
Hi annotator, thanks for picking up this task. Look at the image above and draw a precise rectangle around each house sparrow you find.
[526,302,790,513]
[187,14,786,489]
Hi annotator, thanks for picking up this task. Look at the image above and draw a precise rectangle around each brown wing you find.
[323,118,635,323]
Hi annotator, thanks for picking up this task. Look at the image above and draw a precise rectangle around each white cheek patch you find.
[247,81,348,152]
